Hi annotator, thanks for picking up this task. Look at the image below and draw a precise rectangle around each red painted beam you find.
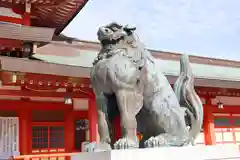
[0,89,93,98]
[210,105,240,114]
[0,99,72,110]
[73,110,88,119]
[0,15,23,24]
[0,38,22,48]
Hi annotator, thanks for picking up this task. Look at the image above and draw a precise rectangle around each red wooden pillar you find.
[18,109,30,155]
[203,98,216,145]
[64,108,75,152]
[23,3,31,26]
[88,98,97,142]
[112,116,122,143]
[22,13,30,26]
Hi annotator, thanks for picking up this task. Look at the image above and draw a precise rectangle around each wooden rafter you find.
[0,0,88,34]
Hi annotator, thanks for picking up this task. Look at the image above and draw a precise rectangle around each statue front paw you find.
[83,141,112,152]
[114,137,139,149]
[144,134,188,148]
[144,136,166,148]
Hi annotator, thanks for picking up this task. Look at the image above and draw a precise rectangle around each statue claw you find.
[114,137,139,149]
[144,136,165,148]
[145,134,189,148]
[83,141,112,152]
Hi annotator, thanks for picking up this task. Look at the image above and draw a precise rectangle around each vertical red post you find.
[112,116,122,143]
[64,108,75,152]
[203,98,216,145]
[88,98,97,142]
[22,13,30,26]
[18,109,30,155]
[23,2,31,26]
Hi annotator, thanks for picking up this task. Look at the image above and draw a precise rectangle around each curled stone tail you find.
[174,54,204,144]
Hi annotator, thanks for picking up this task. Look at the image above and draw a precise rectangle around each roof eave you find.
[56,0,89,35]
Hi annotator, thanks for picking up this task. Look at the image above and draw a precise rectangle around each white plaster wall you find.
[73,98,89,110]
[0,7,22,18]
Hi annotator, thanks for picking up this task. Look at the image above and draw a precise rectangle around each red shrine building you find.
[0,0,97,157]
[35,39,240,148]
[0,0,240,158]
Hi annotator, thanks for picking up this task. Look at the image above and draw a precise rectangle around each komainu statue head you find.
[96,22,154,66]
[97,22,137,46]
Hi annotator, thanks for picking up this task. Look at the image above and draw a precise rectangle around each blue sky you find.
[62,0,240,61]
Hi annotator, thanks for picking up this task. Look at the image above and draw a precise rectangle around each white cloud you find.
[63,0,240,61]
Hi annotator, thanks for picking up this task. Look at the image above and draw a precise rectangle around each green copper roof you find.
[157,59,240,81]
[33,50,240,82]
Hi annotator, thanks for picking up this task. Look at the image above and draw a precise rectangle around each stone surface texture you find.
[88,22,203,152]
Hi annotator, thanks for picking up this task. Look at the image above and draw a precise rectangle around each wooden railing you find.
[14,153,79,160]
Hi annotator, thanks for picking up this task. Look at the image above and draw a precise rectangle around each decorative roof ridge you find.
[0,55,89,69]
[43,38,240,68]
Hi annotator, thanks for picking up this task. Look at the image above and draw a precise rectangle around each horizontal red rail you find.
[14,152,79,160]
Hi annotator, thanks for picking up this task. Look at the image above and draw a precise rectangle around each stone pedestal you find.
[72,144,240,160]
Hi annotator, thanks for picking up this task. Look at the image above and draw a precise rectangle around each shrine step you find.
[71,144,240,160]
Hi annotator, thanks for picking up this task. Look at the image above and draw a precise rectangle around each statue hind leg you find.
[136,106,165,148]
[144,95,190,147]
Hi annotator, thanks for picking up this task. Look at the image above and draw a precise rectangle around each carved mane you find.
[115,32,155,67]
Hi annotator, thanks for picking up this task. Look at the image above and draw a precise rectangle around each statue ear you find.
[124,25,136,32]
[108,22,123,29]
[123,25,136,35]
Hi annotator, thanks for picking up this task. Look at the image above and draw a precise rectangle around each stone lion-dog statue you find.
[86,22,203,152]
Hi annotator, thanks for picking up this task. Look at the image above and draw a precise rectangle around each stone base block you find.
[72,144,240,160]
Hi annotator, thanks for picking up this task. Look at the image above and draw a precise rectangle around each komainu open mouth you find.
[100,36,125,45]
